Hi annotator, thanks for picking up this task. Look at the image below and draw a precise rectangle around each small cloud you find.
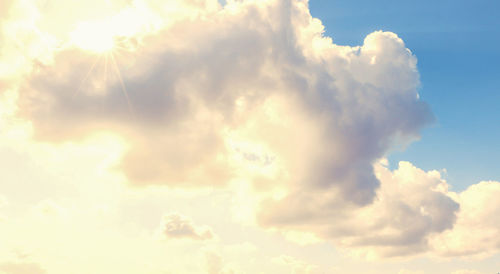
[272,255,318,274]
[203,250,237,274]
[0,261,46,274]
[158,213,214,241]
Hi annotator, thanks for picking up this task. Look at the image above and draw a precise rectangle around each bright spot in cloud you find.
[70,21,115,53]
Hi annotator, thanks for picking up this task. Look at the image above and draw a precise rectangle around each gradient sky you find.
[0,0,499,274]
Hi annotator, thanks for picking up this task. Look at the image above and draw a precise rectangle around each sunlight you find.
[70,21,115,53]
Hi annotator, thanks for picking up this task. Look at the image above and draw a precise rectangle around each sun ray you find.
[111,41,130,51]
[73,55,102,99]
[109,45,134,60]
[104,53,109,88]
[110,52,135,118]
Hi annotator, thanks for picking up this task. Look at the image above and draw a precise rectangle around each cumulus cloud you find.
[3,0,499,263]
[10,0,430,199]
[260,159,500,259]
[158,213,214,241]
[429,181,500,258]
[260,160,460,258]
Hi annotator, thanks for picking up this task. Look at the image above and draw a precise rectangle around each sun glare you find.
[70,22,115,53]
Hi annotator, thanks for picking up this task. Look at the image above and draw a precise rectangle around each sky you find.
[308,0,500,191]
[0,0,499,274]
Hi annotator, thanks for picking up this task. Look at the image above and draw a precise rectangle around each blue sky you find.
[309,0,500,191]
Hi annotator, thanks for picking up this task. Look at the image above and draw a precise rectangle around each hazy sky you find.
[0,0,499,273]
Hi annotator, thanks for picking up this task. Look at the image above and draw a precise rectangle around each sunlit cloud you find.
[0,0,498,273]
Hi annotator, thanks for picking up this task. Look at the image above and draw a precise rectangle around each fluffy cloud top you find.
[430,181,500,258]
[260,159,500,259]
[259,160,460,258]
[11,0,430,199]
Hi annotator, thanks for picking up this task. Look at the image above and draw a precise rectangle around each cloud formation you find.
[0,0,499,267]
[259,160,460,258]
[259,159,500,259]
[430,181,500,258]
[158,213,214,241]
[13,0,430,199]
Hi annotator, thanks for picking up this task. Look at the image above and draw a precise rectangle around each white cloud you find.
[158,213,214,241]
[260,159,500,259]
[0,0,499,269]
[9,0,430,198]
[430,181,500,258]
[260,160,459,258]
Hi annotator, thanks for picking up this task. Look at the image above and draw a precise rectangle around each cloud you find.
[6,0,500,263]
[9,0,430,200]
[0,261,46,274]
[429,181,500,258]
[203,249,241,274]
[260,160,459,258]
[1,0,441,260]
[259,159,500,259]
[158,213,214,241]
[272,255,318,274]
